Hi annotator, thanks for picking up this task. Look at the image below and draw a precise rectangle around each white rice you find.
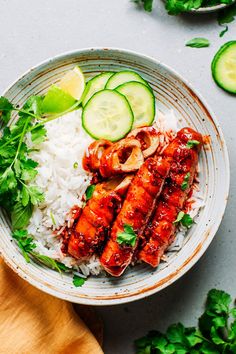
[26,108,204,276]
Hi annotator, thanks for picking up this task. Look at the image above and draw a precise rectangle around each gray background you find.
[0,1,235,353]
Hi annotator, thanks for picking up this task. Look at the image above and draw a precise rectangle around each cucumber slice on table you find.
[105,70,150,89]
[212,41,236,94]
[82,72,114,106]
[116,81,155,128]
[82,90,134,141]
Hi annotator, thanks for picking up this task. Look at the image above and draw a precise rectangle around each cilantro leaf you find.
[117,224,137,247]
[0,96,14,125]
[206,289,231,315]
[186,38,210,48]
[12,229,36,262]
[0,167,17,194]
[181,214,194,228]
[27,186,44,205]
[181,172,190,191]
[73,274,86,287]
[85,184,96,200]
[31,125,47,145]
[174,211,185,223]
[186,140,200,149]
[21,185,30,206]
[21,95,44,117]
[11,202,33,229]
[166,323,186,345]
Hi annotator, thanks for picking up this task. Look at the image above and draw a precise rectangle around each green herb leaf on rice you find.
[174,212,194,228]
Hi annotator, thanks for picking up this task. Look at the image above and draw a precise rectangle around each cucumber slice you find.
[82,72,114,106]
[116,81,155,128]
[105,70,150,90]
[212,41,236,94]
[82,90,134,141]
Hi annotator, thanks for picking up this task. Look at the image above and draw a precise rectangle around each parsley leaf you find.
[73,274,86,287]
[181,172,191,191]
[117,224,137,247]
[0,97,14,125]
[186,38,210,48]
[85,184,96,200]
[186,140,200,149]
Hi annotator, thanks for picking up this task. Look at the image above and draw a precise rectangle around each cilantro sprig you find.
[12,229,86,286]
[135,289,236,354]
[117,224,137,247]
[0,95,79,230]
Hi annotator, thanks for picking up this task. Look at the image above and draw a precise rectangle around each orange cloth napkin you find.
[0,259,104,354]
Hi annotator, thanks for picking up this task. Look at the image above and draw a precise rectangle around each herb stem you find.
[0,102,80,150]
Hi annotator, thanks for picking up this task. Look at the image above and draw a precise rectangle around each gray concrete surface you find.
[0,1,235,353]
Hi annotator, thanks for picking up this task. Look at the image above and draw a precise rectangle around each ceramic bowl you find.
[0,48,229,305]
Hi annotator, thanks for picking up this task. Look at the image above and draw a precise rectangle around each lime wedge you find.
[58,66,85,101]
[42,85,77,114]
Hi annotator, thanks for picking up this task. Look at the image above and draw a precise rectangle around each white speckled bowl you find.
[0,48,229,305]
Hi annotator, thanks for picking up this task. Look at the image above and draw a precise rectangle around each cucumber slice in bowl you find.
[82,72,114,106]
[82,90,134,141]
[116,81,155,129]
[106,70,150,90]
[212,41,236,94]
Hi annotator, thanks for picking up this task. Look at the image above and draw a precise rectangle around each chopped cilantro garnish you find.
[85,184,96,200]
[117,224,137,247]
[174,211,194,228]
[186,140,200,149]
[181,172,191,191]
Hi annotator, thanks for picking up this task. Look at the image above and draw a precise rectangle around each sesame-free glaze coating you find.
[100,157,170,276]
[139,127,203,267]
[68,176,133,259]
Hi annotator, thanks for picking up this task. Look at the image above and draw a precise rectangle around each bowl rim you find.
[0,47,230,305]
